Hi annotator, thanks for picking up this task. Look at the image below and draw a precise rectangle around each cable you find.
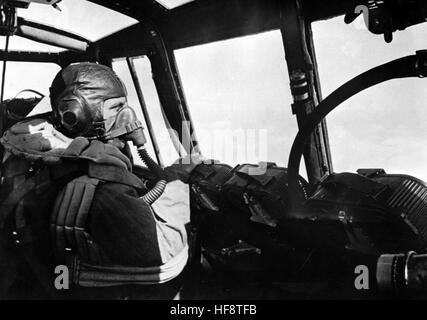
[1,34,10,104]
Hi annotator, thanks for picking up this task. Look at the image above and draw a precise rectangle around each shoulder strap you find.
[51,175,108,265]
[87,163,146,191]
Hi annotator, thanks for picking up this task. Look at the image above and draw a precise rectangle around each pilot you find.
[0,62,190,299]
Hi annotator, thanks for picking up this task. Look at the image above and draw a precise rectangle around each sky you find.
[175,31,298,167]
[1,1,426,181]
[312,16,427,182]
[175,17,427,182]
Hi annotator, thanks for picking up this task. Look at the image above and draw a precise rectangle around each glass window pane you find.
[1,61,60,115]
[112,59,158,166]
[19,0,137,42]
[0,0,138,52]
[312,16,427,182]
[174,30,297,167]
[112,58,180,167]
[1,61,60,97]
[132,56,181,166]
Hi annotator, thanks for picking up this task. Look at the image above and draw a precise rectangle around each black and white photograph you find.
[0,0,426,305]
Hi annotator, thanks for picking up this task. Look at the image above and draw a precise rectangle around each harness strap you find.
[51,176,107,265]
[87,163,145,191]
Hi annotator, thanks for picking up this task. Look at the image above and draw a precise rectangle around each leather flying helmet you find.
[50,62,146,146]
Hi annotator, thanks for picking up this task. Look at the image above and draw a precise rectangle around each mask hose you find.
[103,104,167,206]
[137,145,167,205]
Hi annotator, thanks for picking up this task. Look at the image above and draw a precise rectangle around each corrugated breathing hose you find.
[138,146,167,205]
